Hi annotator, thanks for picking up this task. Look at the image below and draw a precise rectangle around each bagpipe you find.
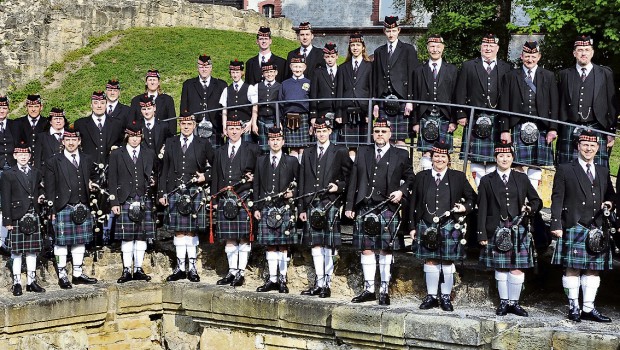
[248,182,297,235]
[358,195,396,237]
[292,184,340,232]
[586,204,619,257]
[421,198,468,252]
[209,174,254,243]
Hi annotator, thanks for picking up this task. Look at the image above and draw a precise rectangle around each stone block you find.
[125,327,154,340]
[277,297,337,336]
[491,325,553,350]
[331,305,385,343]
[403,313,490,347]
[200,327,256,350]
[115,283,163,314]
[88,331,127,345]
[207,289,279,329]
[117,316,152,330]
[551,330,620,350]
[263,333,309,349]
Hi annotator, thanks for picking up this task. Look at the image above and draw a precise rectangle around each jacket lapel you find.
[364,146,374,179]
[592,66,602,103]
[122,147,134,174]
[423,64,433,93]
[571,161,591,200]
[474,59,487,92]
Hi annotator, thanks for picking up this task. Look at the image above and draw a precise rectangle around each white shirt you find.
[106,100,118,113]
[126,145,141,157]
[259,52,272,64]
[432,168,447,182]
[199,76,211,87]
[428,58,443,72]
[49,127,64,138]
[228,139,242,156]
[92,114,106,126]
[292,75,306,80]
[180,133,194,147]
[576,63,593,77]
[578,157,596,180]
[497,168,512,183]
[327,65,338,77]
[351,58,362,71]
[143,118,155,130]
[269,151,282,167]
[387,39,399,52]
[0,120,7,131]
[148,92,159,101]
[317,140,330,154]
[64,150,80,165]
[28,116,41,126]
[482,58,496,71]
[218,80,258,107]
[375,143,390,159]
[300,45,314,56]
[523,65,538,78]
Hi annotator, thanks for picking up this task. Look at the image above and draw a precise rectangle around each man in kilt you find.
[556,35,618,168]
[15,94,49,163]
[410,141,475,311]
[345,117,414,305]
[2,145,46,295]
[477,143,542,316]
[299,117,352,298]
[253,127,299,293]
[372,16,419,147]
[212,115,260,287]
[499,41,558,190]
[130,69,177,135]
[550,130,615,322]
[310,42,339,144]
[135,95,171,170]
[280,53,312,159]
[34,107,67,169]
[412,35,458,171]
[255,59,282,153]
[284,22,325,81]
[219,60,259,144]
[45,126,99,289]
[109,124,156,283]
[105,79,131,129]
[337,33,373,156]
[158,113,214,282]
[0,95,20,256]
[454,34,511,187]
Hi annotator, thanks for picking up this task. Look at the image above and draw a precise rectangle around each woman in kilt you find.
[1,145,46,295]
[550,130,615,323]
[253,127,299,293]
[254,60,282,153]
[109,124,156,283]
[280,53,312,160]
[345,117,414,305]
[410,141,475,311]
[477,143,541,317]
[45,127,99,289]
[158,113,214,283]
[337,33,373,158]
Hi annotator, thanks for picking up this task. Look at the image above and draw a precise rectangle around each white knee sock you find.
[266,251,279,282]
[322,247,334,287]
[440,264,456,295]
[379,254,392,293]
[11,253,22,284]
[562,275,580,307]
[185,236,198,271]
[311,247,325,287]
[527,168,543,191]
[495,270,509,300]
[424,263,440,297]
[121,240,134,269]
[134,240,147,270]
[71,245,86,277]
[278,251,288,279]
[25,253,37,285]
[581,275,600,313]
[225,244,239,274]
[173,236,187,271]
[508,272,525,304]
[361,254,376,293]
[238,243,251,275]
[54,245,68,278]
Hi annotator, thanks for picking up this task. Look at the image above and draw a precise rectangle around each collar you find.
[200,76,211,85]
[148,92,159,99]
[126,144,141,154]
[180,133,194,144]
[317,141,330,151]
[428,58,442,69]
[64,149,79,160]
[576,63,593,76]
[233,80,244,88]
[496,168,511,180]
[387,39,399,48]
[293,75,305,80]
[482,57,496,66]
[143,117,155,127]
[228,139,242,150]
[0,119,5,127]
[578,157,595,174]
[523,65,538,76]
[107,100,118,109]
[92,114,106,123]
[300,45,314,53]
[18,164,31,172]
[259,52,272,62]
[432,168,447,179]
[328,64,338,72]
[28,116,40,124]
[375,143,390,155]
[269,150,282,160]
[264,80,276,86]
[49,127,64,136]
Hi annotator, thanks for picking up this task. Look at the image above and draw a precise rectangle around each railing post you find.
[367,98,373,144]
[275,101,280,127]
[461,108,476,173]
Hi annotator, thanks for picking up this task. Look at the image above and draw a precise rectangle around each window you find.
[263,4,275,18]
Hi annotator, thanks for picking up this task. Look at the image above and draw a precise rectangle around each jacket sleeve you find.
[550,166,566,231]
[476,177,489,242]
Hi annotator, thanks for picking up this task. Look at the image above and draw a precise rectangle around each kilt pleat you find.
[479,225,533,269]
[216,193,252,241]
[258,117,276,152]
[415,220,465,261]
[54,205,94,246]
[114,198,156,241]
[511,125,554,166]
[352,207,400,251]
[551,224,612,271]
[555,124,608,167]
[256,205,296,246]
[284,115,312,148]
[379,108,410,141]
[167,190,207,233]
[416,116,454,152]
[9,217,43,254]
[302,202,342,247]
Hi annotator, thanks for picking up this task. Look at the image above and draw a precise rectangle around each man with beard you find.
[345,117,414,305]
[105,79,131,128]
[245,27,286,85]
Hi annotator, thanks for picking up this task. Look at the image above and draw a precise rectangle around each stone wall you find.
[0,0,296,92]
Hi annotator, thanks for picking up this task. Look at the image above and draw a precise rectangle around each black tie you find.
[132,150,138,164]
[272,155,277,169]
[71,154,79,168]
[229,145,236,159]
[432,63,438,80]
[502,174,508,185]
[202,80,208,89]
[435,174,441,185]
[146,122,152,130]
[21,166,28,175]
[302,48,307,58]
[234,83,239,92]
[55,132,62,141]
[182,137,188,153]
[354,61,359,73]
[97,118,103,131]
[485,60,493,74]
[586,164,594,184]
[108,105,113,115]
[329,68,335,81]
[581,68,587,82]
[376,148,382,163]
[318,146,324,160]
[261,56,266,65]
[31,120,36,129]
[388,44,393,56]
[0,123,5,134]
[266,82,272,88]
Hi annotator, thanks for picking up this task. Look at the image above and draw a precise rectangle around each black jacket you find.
[179,76,228,133]
[74,115,124,164]
[252,153,299,211]
[211,141,260,196]
[245,54,287,85]
[159,135,215,196]
[337,60,373,121]
[130,93,177,135]
[1,167,43,221]
[108,146,156,206]
[372,40,419,101]
[412,61,458,123]
[44,152,98,212]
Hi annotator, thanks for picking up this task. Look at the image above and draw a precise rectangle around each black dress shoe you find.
[230,272,245,287]
[72,274,98,284]
[256,280,279,292]
[26,281,46,293]
[166,269,186,282]
[319,286,331,298]
[508,303,529,317]
[440,294,454,312]
[279,281,289,294]
[378,293,390,306]
[187,269,200,282]
[581,308,612,323]
[12,284,22,296]
[419,295,439,309]
[568,306,581,322]
[133,267,152,281]
[58,276,72,289]
[351,290,376,303]
[496,299,509,316]
[301,285,321,296]
[216,272,235,285]
[117,268,133,283]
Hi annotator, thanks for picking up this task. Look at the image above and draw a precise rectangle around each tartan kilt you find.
[511,125,554,166]
[551,224,612,271]
[54,205,94,246]
[256,205,296,246]
[216,192,252,241]
[417,116,454,153]
[479,225,533,269]
[556,124,608,167]
[167,190,207,233]
[339,108,370,146]
[379,108,410,141]
[284,114,312,148]
[352,207,400,250]
[258,116,277,152]
[415,220,465,261]
[9,217,43,254]
[114,198,156,241]
[302,202,342,247]
[460,114,498,163]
